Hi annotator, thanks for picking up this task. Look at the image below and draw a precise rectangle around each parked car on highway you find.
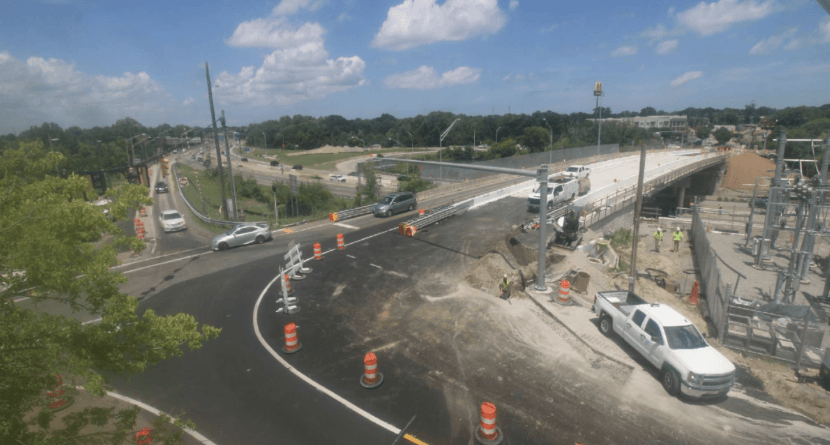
[155,181,168,193]
[240,157,248,162]
[159,210,187,233]
[347,171,358,177]
[754,197,768,209]
[211,222,272,251]
[373,192,417,217]
[270,160,280,166]
[329,174,346,182]
[293,164,303,170]
[593,291,735,398]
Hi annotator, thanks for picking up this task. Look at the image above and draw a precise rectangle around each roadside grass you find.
[244,147,409,168]
[175,163,347,229]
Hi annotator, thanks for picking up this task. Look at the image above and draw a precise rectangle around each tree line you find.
[2,103,829,174]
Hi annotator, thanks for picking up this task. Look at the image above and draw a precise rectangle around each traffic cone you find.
[689,281,699,305]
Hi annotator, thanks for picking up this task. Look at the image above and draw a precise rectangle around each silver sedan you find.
[211,223,272,251]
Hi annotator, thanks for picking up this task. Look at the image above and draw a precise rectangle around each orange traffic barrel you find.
[419,209,425,217]
[282,323,301,354]
[360,352,383,389]
[313,243,323,260]
[336,233,345,250]
[558,280,570,304]
[283,274,294,295]
[475,401,503,444]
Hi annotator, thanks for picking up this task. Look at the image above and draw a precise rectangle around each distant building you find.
[712,125,736,133]
[596,115,688,131]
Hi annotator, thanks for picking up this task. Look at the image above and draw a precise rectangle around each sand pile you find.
[722,153,775,190]
[464,234,563,296]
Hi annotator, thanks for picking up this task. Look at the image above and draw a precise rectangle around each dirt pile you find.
[285,145,364,156]
[464,235,564,296]
[722,153,775,190]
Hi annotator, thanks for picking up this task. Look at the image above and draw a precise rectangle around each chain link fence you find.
[691,201,826,369]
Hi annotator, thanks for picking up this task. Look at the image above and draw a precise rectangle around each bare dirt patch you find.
[722,153,775,191]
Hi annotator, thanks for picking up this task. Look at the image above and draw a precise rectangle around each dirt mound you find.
[723,153,774,190]
[507,237,536,266]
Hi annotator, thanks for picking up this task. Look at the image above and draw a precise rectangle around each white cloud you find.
[749,27,798,54]
[670,70,703,86]
[509,0,518,11]
[611,45,638,57]
[0,50,173,134]
[640,24,672,43]
[226,17,325,48]
[214,42,365,106]
[655,39,679,54]
[821,18,830,42]
[668,6,675,15]
[540,23,559,34]
[183,97,194,106]
[383,65,481,89]
[273,0,326,16]
[676,0,776,37]
[371,0,507,51]
[337,12,352,22]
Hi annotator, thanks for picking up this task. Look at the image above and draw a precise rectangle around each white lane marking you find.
[334,222,359,230]
[254,226,403,435]
[111,246,210,269]
[370,263,382,269]
[82,317,103,325]
[253,275,401,436]
[346,255,356,259]
[121,251,213,275]
[78,387,218,445]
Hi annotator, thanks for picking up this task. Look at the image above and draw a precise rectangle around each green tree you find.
[696,126,711,140]
[713,127,733,144]
[1,141,221,445]
[356,164,380,203]
[521,127,550,152]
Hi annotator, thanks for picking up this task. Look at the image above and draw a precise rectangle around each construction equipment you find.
[552,205,583,250]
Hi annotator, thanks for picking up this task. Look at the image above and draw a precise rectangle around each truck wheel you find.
[662,368,681,396]
[599,314,613,337]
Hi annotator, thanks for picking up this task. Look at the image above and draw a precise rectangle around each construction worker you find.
[653,228,663,252]
[499,274,511,299]
[672,227,683,252]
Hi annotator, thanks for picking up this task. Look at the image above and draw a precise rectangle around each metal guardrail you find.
[173,166,266,227]
[329,203,377,222]
[398,202,473,235]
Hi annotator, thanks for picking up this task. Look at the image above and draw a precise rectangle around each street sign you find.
[289,174,299,197]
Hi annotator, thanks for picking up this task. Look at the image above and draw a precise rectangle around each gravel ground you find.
[722,153,775,191]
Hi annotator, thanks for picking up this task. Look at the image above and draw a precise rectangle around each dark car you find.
[155,181,168,193]
[270,160,280,166]
[293,164,303,170]
[397,175,410,182]
[240,157,248,162]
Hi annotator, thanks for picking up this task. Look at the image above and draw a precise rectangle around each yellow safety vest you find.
[654,231,663,240]
[500,279,511,290]
[673,231,683,241]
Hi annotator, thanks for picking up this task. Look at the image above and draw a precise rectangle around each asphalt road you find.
[21,150,830,444]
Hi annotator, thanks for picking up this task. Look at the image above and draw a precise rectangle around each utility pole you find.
[206,62,229,220]
[629,145,648,292]
[222,110,239,220]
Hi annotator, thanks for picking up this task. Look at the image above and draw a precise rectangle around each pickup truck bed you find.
[593,290,646,316]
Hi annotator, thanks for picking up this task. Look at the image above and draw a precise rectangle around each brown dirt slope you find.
[723,153,775,190]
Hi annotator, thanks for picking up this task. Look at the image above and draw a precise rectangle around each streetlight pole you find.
[351,136,365,150]
[263,132,267,148]
[222,110,239,221]
[496,127,502,143]
[594,82,603,156]
[206,62,229,221]
[406,131,414,153]
[439,118,461,181]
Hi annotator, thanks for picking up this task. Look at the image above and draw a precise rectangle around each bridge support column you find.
[677,187,686,209]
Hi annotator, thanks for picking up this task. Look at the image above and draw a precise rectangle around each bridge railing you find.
[583,153,727,228]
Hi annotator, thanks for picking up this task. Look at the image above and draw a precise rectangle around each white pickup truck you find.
[593,290,736,398]
[527,175,578,211]
[563,165,590,179]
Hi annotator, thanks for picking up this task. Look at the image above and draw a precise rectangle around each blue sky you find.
[1,0,828,134]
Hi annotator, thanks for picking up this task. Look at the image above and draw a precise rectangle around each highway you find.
[24,150,830,444]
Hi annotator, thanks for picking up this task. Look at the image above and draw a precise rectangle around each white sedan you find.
[159,210,187,233]
[329,174,346,182]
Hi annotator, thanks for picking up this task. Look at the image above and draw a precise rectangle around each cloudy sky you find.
[1,0,828,134]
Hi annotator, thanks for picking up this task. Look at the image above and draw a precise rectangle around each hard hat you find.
[657,228,662,232]
[504,274,508,278]
[676,227,681,231]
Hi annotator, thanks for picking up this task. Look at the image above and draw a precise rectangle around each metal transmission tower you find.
[205,62,230,221]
